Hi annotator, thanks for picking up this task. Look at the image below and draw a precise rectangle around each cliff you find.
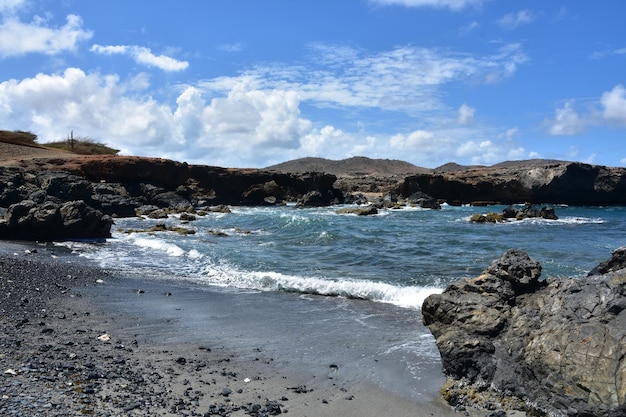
[0,155,343,240]
[399,160,626,206]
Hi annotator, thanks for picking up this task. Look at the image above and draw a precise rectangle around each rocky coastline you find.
[398,160,626,206]
[0,155,344,240]
[2,149,626,416]
[3,154,626,241]
[423,248,626,417]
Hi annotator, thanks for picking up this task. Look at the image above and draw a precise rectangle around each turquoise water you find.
[65,204,626,310]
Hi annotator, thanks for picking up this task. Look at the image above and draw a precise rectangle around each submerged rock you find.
[423,249,626,416]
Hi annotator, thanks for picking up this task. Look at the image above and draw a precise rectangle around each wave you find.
[196,262,440,310]
[127,235,186,257]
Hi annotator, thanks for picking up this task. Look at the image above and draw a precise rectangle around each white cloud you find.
[600,84,626,123]
[547,84,626,136]
[457,103,475,125]
[497,9,535,30]
[0,14,92,57]
[0,68,319,167]
[0,0,26,14]
[202,43,527,117]
[370,0,487,11]
[499,127,518,140]
[91,44,189,72]
[548,102,586,135]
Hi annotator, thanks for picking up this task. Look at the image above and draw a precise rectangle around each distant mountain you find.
[265,156,429,177]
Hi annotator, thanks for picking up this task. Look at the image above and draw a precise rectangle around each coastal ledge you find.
[423,248,626,417]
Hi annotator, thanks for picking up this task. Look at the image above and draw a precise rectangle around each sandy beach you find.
[0,242,488,417]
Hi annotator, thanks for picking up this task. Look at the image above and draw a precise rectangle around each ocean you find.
[58,203,626,402]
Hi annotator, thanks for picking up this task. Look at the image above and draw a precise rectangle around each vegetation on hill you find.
[0,129,119,155]
[0,130,39,147]
[45,137,119,155]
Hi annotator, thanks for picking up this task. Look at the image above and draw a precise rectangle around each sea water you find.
[59,204,626,401]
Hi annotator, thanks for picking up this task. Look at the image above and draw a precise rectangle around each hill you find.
[266,156,429,177]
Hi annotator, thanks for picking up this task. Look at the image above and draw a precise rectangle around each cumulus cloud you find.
[0,68,182,152]
[497,9,536,30]
[547,85,626,136]
[91,44,189,72]
[0,68,319,166]
[548,102,586,136]
[0,14,92,57]
[457,103,475,125]
[600,84,626,123]
[370,0,487,11]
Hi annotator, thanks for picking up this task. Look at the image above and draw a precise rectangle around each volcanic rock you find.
[0,199,112,240]
[423,249,626,416]
[399,160,626,206]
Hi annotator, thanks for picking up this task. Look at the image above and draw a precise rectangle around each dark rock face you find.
[0,156,346,240]
[399,161,626,206]
[0,199,112,240]
[423,249,626,416]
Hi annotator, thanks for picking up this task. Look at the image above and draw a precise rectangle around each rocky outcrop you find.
[423,249,626,416]
[470,204,559,223]
[0,199,112,240]
[399,161,626,206]
[0,155,346,240]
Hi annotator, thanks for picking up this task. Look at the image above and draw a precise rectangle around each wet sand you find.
[0,243,484,416]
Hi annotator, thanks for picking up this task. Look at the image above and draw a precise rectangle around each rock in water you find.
[423,249,626,417]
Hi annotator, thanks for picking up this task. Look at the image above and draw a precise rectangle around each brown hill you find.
[266,156,429,177]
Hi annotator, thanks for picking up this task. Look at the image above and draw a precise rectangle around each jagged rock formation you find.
[0,155,345,240]
[423,248,626,416]
[399,160,626,206]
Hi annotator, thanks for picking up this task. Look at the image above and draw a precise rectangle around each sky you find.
[0,0,625,168]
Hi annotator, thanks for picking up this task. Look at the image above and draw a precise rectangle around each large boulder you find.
[423,249,626,416]
[0,199,112,240]
[37,171,93,202]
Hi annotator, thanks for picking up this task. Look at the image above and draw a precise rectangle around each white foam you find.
[462,215,605,225]
[197,262,440,310]
[129,236,186,257]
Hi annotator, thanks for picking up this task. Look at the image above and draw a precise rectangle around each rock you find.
[296,190,341,207]
[59,200,113,239]
[469,212,503,223]
[588,246,626,276]
[399,161,626,206]
[242,180,287,204]
[151,191,192,211]
[0,199,112,240]
[472,205,558,223]
[335,206,378,216]
[423,249,626,416]
[37,171,92,202]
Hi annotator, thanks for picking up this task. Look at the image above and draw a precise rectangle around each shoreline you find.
[0,244,484,417]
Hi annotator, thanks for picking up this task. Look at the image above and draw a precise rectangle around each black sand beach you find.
[0,243,491,417]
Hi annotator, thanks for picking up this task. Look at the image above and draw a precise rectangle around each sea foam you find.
[197,262,440,310]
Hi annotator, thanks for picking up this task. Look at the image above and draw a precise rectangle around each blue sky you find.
[0,0,624,168]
